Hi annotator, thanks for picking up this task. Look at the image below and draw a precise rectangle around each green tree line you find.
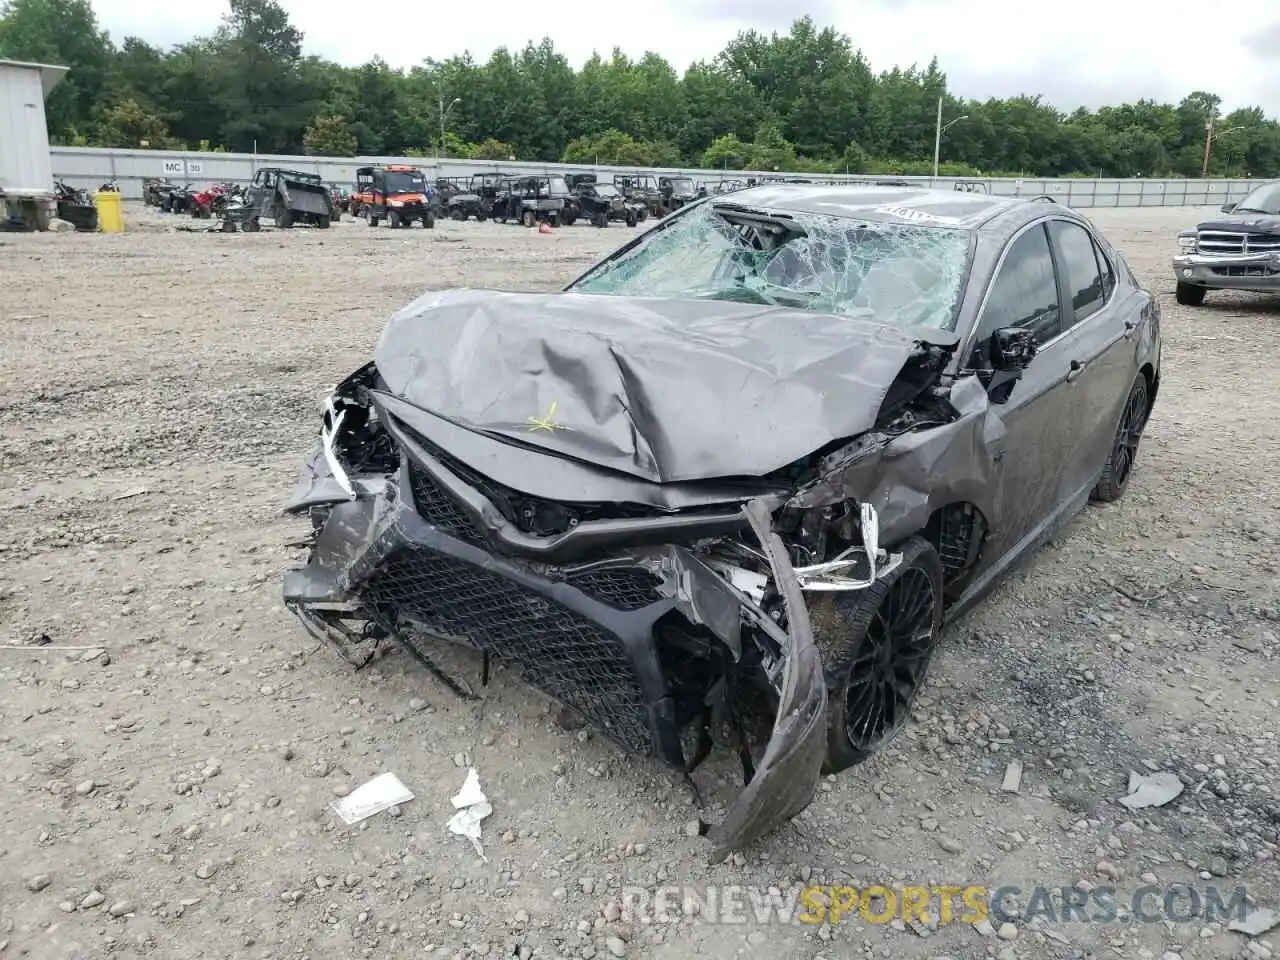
[2,0,1276,178]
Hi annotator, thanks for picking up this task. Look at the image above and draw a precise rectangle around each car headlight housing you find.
[1178,234,1197,250]
[388,199,403,207]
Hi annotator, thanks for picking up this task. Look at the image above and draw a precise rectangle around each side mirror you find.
[989,327,1038,371]
[1221,202,1236,214]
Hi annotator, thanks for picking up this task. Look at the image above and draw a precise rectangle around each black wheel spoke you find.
[843,565,938,752]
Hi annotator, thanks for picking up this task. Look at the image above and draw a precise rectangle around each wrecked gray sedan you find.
[282,185,1162,857]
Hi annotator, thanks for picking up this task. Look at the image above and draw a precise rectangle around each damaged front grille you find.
[409,464,486,546]
[567,568,662,611]
[366,549,654,753]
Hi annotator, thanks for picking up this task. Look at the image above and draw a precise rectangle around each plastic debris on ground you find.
[330,772,414,825]
[1228,906,1280,937]
[446,767,493,860]
[1117,770,1184,810]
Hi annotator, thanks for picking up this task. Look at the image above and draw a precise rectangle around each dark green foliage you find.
[2,3,1274,176]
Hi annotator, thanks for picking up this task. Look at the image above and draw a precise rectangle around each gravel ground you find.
[1,205,1277,960]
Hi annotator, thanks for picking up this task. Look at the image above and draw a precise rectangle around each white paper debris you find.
[1001,760,1023,794]
[446,767,493,860]
[330,772,414,825]
[1228,906,1280,937]
[1117,770,1184,810]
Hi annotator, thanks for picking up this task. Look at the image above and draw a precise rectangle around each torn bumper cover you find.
[282,426,827,857]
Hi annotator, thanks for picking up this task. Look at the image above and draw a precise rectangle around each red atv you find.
[190,182,234,219]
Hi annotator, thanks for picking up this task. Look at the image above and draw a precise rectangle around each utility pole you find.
[1201,113,1214,179]
[932,97,969,180]
[933,97,943,181]
[437,95,461,166]
[1202,119,1244,178]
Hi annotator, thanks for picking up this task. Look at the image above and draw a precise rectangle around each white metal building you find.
[0,57,69,226]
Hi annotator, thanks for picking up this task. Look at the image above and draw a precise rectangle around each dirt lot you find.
[1,204,1277,960]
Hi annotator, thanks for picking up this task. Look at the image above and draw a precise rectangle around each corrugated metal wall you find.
[0,65,55,194]
[49,145,1264,209]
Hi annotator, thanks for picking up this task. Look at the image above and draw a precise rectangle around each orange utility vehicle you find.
[349,164,435,228]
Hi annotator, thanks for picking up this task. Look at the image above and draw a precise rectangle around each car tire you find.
[1175,282,1206,306]
[316,215,330,229]
[1091,375,1150,503]
[244,217,261,233]
[815,536,944,774]
[522,210,536,228]
[625,212,638,228]
[368,216,379,228]
[276,204,292,229]
[422,212,434,229]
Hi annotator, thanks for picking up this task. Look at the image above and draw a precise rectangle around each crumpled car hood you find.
[374,288,943,483]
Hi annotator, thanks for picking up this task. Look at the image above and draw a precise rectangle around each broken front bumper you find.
[281,433,827,857]
[1172,251,1280,290]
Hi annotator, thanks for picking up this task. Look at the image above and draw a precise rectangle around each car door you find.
[1043,218,1140,503]
[969,220,1079,564]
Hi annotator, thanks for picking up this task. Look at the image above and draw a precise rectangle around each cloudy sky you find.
[89,0,1280,115]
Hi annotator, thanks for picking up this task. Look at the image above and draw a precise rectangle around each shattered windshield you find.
[384,172,425,195]
[1232,183,1280,215]
[569,201,972,330]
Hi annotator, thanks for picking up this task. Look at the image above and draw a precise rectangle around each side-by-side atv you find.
[613,174,664,219]
[659,176,699,212]
[569,175,639,228]
[244,168,335,229]
[489,176,572,227]
[351,165,435,229]
[439,175,493,222]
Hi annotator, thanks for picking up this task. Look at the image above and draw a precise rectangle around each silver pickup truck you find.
[1172,181,1280,305]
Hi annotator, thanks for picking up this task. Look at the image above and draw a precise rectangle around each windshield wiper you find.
[1231,207,1271,214]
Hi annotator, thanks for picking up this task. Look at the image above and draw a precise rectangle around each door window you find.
[1048,220,1105,328]
[1096,241,1117,301]
[974,223,1061,351]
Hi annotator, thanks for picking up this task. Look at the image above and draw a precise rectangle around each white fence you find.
[50,145,1264,208]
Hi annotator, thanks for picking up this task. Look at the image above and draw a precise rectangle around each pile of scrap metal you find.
[53,180,98,231]
[174,185,261,233]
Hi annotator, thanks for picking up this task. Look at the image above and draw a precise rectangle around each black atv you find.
[571,176,639,228]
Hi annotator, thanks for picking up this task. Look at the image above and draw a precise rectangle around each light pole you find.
[437,95,461,164]
[1202,118,1244,178]
[932,96,968,179]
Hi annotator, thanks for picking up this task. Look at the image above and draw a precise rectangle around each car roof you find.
[712,184,1038,230]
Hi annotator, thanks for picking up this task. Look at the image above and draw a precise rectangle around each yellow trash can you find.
[94,189,125,233]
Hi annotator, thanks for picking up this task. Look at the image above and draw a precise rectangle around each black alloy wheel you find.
[1091,375,1149,502]
[817,536,944,773]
